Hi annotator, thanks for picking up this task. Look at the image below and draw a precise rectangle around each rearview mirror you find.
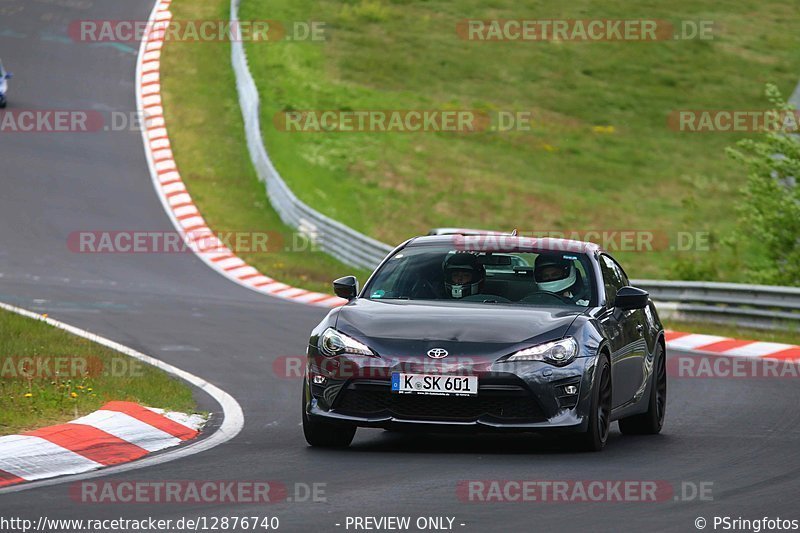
[333,276,359,300]
[615,286,649,310]
[480,254,512,266]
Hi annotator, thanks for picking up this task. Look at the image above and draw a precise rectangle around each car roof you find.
[427,227,512,236]
[405,234,603,255]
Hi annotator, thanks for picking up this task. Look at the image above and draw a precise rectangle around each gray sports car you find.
[302,234,666,451]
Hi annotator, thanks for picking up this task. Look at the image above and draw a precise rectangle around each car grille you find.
[333,381,545,422]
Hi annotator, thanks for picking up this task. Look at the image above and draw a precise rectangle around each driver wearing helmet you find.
[534,255,588,305]
[443,253,485,299]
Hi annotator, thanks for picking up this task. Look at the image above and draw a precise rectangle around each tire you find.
[301,379,356,448]
[0,100,6,109]
[619,343,666,435]
[575,355,612,452]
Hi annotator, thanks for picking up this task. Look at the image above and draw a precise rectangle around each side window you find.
[600,255,626,307]
[612,260,630,288]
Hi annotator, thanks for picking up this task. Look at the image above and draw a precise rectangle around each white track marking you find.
[68,411,181,452]
[0,436,102,481]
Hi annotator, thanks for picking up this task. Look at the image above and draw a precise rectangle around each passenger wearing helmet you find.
[443,253,485,299]
[534,255,587,304]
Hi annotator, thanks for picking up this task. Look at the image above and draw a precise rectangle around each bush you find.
[726,84,800,286]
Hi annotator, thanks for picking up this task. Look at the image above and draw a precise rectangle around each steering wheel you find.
[409,278,439,299]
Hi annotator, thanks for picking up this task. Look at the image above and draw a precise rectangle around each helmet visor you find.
[535,264,571,283]
[447,267,479,285]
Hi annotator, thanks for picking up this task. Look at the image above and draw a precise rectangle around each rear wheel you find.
[619,343,666,435]
[575,355,611,452]
[301,379,356,448]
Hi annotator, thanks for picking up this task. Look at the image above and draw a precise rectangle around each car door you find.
[597,254,646,409]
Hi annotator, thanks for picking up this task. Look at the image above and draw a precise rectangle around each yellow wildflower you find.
[592,125,615,134]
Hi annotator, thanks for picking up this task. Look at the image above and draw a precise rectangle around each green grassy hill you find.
[237,0,800,281]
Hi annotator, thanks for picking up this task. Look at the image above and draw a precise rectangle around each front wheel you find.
[575,355,612,452]
[619,343,666,435]
[301,380,356,448]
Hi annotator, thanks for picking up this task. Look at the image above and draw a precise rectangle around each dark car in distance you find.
[302,234,666,451]
[0,60,11,109]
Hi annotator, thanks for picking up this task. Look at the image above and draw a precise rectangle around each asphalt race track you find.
[2,1,800,531]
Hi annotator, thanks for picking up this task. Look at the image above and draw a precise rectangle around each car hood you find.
[335,298,582,358]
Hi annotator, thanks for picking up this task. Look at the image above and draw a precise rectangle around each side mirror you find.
[615,286,649,310]
[333,275,358,300]
[5,72,12,80]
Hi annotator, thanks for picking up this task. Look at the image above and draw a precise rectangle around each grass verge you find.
[0,308,196,435]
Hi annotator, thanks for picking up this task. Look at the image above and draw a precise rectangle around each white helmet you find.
[534,255,577,293]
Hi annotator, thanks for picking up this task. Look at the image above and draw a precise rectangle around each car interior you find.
[369,250,593,306]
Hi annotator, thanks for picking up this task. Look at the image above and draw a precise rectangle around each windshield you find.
[364,245,596,307]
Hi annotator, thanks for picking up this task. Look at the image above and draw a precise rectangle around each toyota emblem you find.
[427,348,449,359]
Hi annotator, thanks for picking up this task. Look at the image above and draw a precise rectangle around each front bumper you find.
[304,354,597,433]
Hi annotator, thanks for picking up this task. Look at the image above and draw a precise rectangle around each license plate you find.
[391,372,478,396]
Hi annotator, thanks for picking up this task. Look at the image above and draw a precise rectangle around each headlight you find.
[501,337,579,366]
[318,327,375,357]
